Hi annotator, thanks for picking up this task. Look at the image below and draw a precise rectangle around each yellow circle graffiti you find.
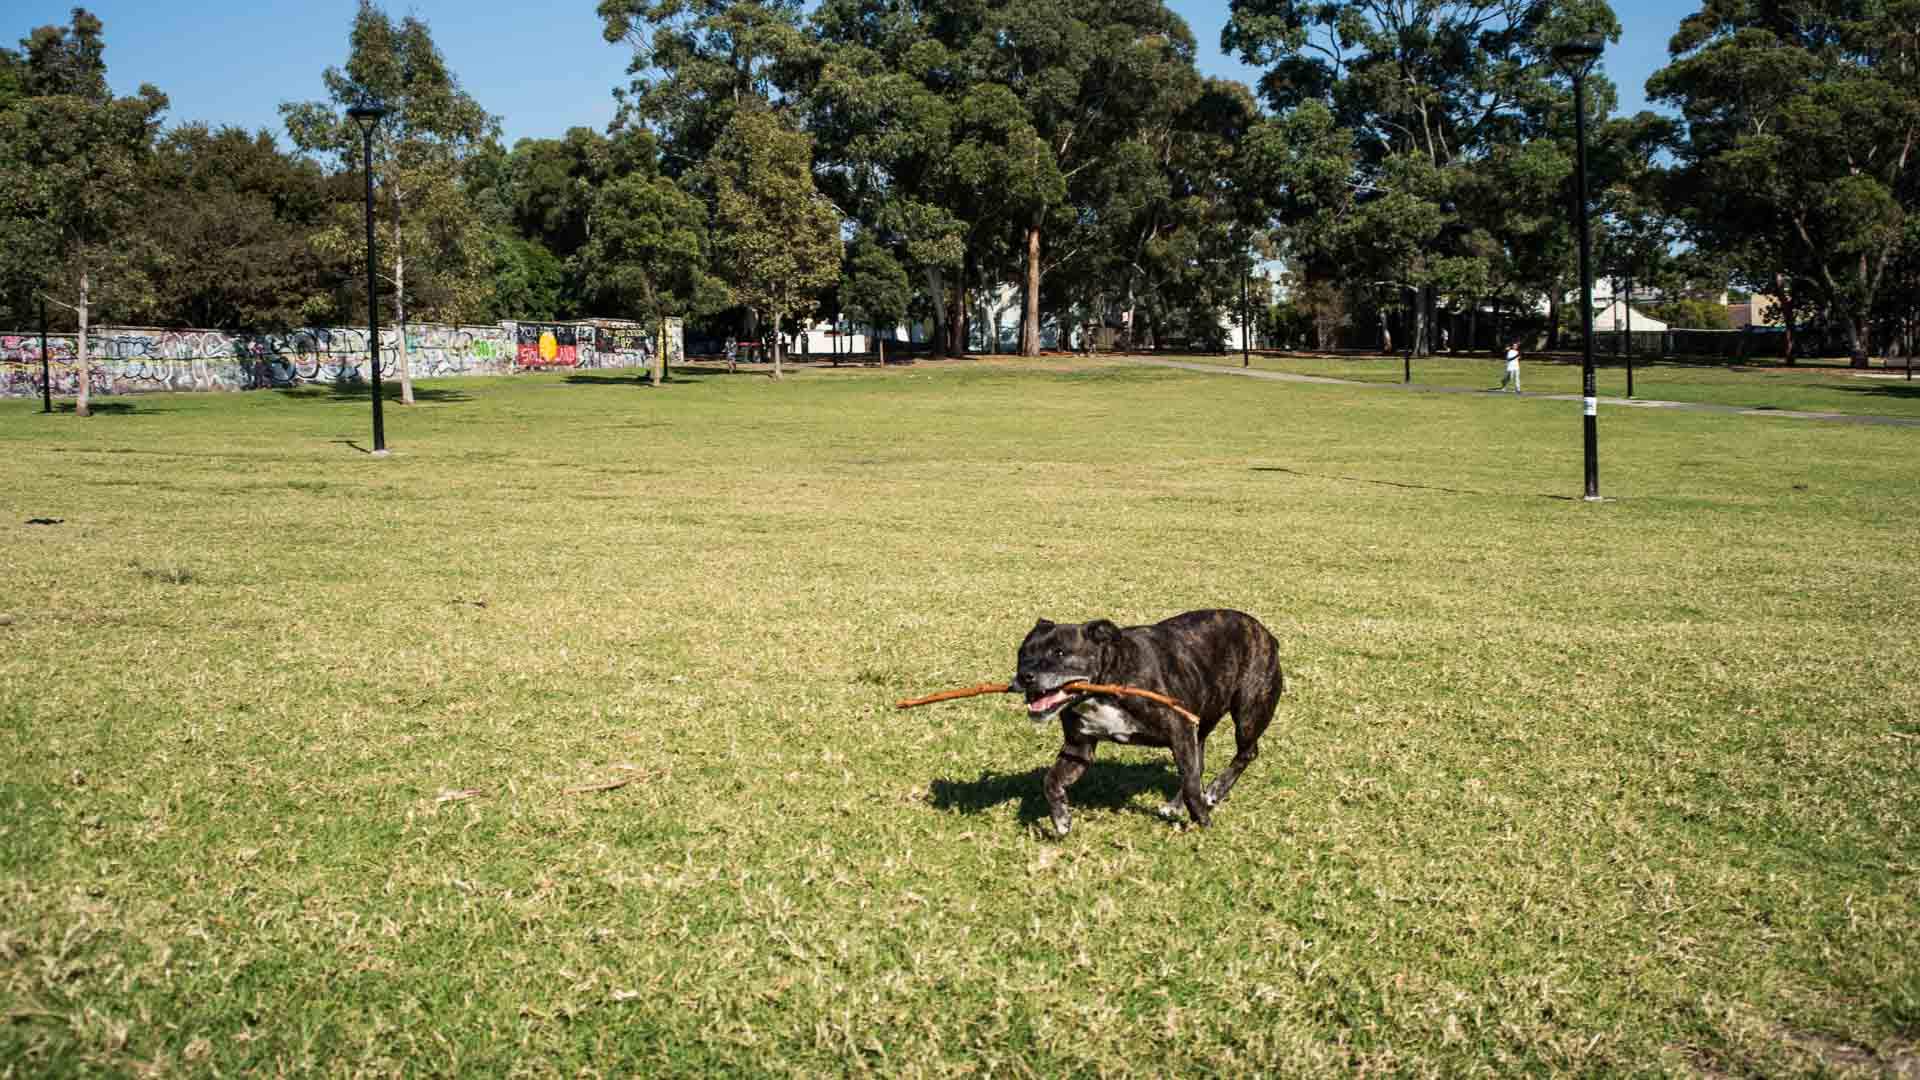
[538,331,558,361]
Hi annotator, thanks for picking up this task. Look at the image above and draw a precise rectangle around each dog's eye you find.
[1049,647,1062,658]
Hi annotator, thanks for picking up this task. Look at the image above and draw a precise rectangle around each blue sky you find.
[15,0,1685,148]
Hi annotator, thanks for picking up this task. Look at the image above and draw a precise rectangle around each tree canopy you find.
[1648,0,1920,365]
[282,0,499,403]
[10,0,1920,386]
[0,6,168,414]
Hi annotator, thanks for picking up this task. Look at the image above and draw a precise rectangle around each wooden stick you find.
[894,681,1010,708]
[895,679,1199,726]
[1062,682,1201,727]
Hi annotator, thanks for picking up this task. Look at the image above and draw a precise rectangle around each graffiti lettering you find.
[1,320,681,399]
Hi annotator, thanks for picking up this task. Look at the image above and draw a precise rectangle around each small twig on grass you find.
[895,680,1201,726]
[564,777,636,795]
[435,788,486,804]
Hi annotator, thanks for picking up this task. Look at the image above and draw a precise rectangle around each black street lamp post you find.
[1553,33,1604,501]
[347,101,390,456]
[39,296,52,414]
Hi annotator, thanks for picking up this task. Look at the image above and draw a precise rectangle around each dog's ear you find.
[1085,619,1119,644]
[1033,618,1054,632]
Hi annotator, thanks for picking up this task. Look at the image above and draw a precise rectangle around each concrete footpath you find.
[1135,358,1920,429]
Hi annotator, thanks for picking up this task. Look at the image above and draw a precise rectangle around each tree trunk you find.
[1379,308,1393,354]
[949,262,969,357]
[1778,273,1797,365]
[1624,277,1633,356]
[1413,285,1430,358]
[1467,300,1478,354]
[653,314,665,387]
[1846,313,1871,368]
[772,310,784,379]
[392,227,415,405]
[1021,223,1042,357]
[925,267,948,358]
[75,266,90,418]
[1546,289,1562,352]
[876,330,886,366]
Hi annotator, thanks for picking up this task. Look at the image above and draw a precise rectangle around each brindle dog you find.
[1009,609,1285,835]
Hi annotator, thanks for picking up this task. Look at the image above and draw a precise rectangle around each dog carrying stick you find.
[895,680,1201,727]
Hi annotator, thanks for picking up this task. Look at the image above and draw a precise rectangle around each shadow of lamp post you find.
[1553,32,1604,501]
[347,100,390,456]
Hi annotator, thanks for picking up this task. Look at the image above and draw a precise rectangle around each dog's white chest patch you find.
[1072,700,1151,744]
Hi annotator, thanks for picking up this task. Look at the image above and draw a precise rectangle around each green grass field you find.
[2,357,1916,1076]
[1179,350,1920,419]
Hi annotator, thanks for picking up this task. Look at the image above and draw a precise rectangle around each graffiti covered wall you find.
[0,318,684,399]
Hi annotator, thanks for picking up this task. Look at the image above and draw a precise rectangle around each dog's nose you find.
[1007,671,1025,692]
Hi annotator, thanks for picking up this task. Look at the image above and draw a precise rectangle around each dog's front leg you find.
[1043,740,1096,837]
[1171,724,1211,827]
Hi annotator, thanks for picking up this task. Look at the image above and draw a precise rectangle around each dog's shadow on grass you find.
[929,761,1178,825]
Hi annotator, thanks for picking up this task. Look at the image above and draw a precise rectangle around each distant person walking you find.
[1497,340,1522,393]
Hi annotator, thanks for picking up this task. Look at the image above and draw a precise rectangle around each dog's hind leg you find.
[1163,723,1212,827]
[1203,666,1284,809]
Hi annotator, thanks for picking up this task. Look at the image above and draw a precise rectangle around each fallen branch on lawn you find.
[564,778,635,795]
[895,680,1201,726]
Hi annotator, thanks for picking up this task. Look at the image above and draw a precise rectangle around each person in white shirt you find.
[1497,341,1521,393]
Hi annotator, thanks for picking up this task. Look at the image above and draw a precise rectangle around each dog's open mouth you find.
[1025,685,1082,718]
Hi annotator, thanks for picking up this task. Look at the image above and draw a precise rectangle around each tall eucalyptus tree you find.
[1226,0,1619,354]
[283,1,498,405]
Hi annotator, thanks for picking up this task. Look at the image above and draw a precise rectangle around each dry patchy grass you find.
[0,357,1915,1076]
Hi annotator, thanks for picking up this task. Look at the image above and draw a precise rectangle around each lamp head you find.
[1551,33,1604,79]
[346,101,389,135]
